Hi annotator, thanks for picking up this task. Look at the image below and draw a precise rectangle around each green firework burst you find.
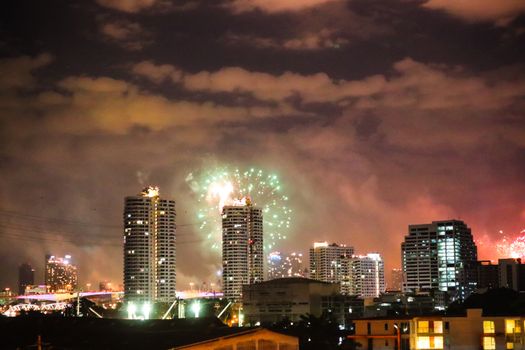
[186,166,292,251]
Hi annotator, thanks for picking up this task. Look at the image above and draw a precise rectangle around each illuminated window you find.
[483,337,495,350]
[506,320,516,334]
[507,342,514,349]
[433,336,443,349]
[418,321,429,333]
[484,321,495,334]
[416,336,430,349]
[434,321,443,333]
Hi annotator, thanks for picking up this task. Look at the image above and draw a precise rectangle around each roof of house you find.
[171,328,298,349]
[0,316,295,350]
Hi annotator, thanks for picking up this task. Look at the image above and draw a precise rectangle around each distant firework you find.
[186,167,292,251]
[496,230,525,260]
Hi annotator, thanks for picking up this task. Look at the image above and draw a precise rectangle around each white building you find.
[341,253,385,298]
[309,242,354,283]
[123,186,176,305]
[222,198,263,301]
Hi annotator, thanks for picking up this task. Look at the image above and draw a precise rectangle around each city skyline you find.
[0,189,516,293]
[1,0,525,292]
[0,193,519,292]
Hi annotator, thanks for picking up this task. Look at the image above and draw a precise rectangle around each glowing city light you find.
[186,166,292,251]
[191,301,201,318]
[127,302,137,319]
[142,302,151,319]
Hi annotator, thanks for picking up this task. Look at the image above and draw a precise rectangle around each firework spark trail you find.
[496,229,525,259]
[186,167,292,251]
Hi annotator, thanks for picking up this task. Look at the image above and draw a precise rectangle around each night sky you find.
[1,0,525,291]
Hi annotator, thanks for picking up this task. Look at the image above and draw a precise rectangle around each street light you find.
[142,302,151,319]
[191,301,201,318]
[127,302,137,319]
[393,324,401,350]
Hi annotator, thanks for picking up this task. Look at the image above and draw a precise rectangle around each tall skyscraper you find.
[45,255,77,292]
[267,251,306,280]
[222,198,263,301]
[123,186,176,305]
[340,253,385,298]
[309,242,354,283]
[18,263,35,295]
[401,219,477,301]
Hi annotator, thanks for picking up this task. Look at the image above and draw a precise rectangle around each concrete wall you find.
[242,279,339,325]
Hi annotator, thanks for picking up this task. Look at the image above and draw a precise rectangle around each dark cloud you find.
[98,19,153,51]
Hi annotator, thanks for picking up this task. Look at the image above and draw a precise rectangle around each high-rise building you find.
[476,260,499,290]
[498,258,525,291]
[18,263,35,295]
[123,186,176,305]
[401,220,477,301]
[340,253,385,298]
[476,258,525,292]
[45,255,78,292]
[309,242,354,283]
[389,268,403,291]
[267,251,306,280]
[222,198,263,301]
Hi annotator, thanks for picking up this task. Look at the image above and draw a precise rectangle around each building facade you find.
[222,199,263,301]
[45,255,77,292]
[499,258,525,291]
[362,290,447,318]
[477,260,500,290]
[242,277,340,325]
[341,253,385,298]
[18,263,35,295]
[349,309,525,350]
[267,251,306,280]
[123,186,176,305]
[309,242,354,284]
[476,258,525,292]
[402,220,477,301]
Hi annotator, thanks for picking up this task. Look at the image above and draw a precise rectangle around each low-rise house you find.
[349,308,525,350]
